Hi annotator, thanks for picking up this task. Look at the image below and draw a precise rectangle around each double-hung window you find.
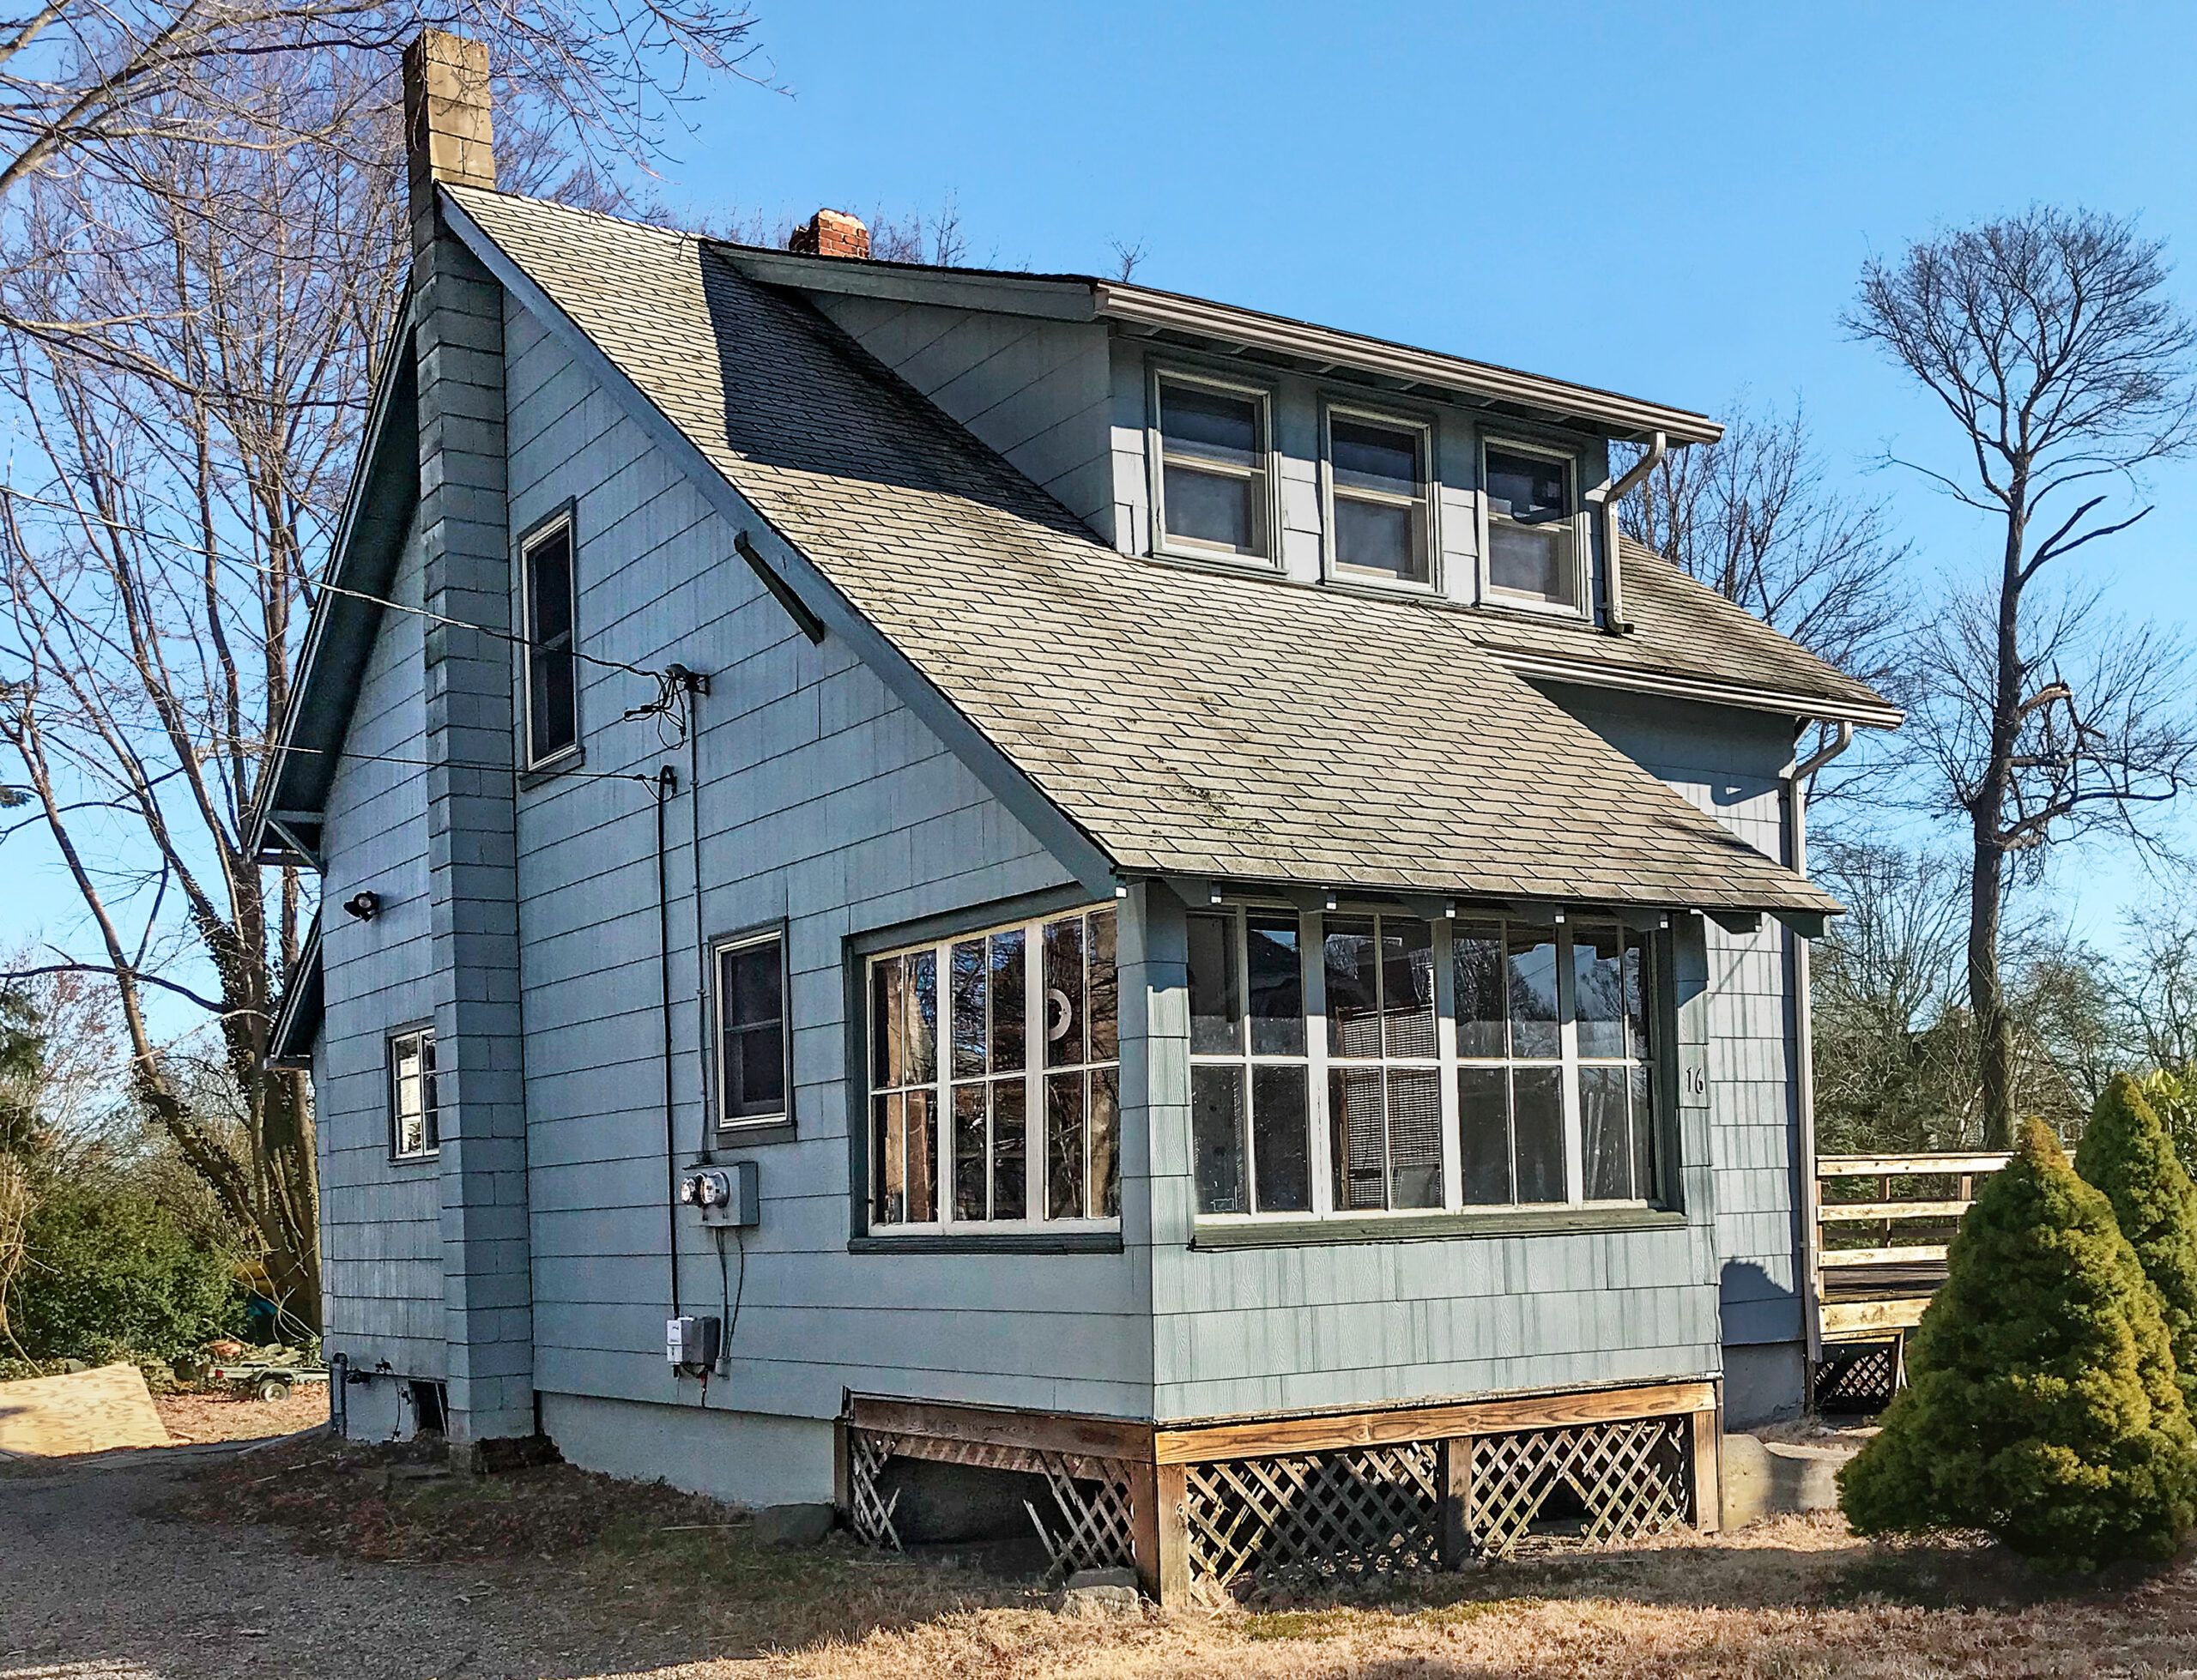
[714,930,789,1130]
[1189,907,1666,1222]
[389,1027,439,1159]
[869,905,1119,1232]
[520,515,579,767]
[1153,372,1272,560]
[1483,441,1581,610]
[1326,408,1432,586]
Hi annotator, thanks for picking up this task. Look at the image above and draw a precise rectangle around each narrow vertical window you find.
[521,516,579,766]
[1328,409,1431,584]
[1155,374,1271,559]
[389,1027,439,1159]
[1188,908,1312,1216]
[713,930,788,1129]
[1324,914,1441,1212]
[1484,442,1580,609]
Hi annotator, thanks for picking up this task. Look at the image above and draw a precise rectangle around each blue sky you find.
[649,0,2197,940]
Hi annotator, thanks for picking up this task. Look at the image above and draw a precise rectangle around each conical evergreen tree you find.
[2079,1073,2197,1411]
[1839,1118,2197,1568]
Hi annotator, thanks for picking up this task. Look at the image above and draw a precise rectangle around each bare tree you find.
[1849,207,2197,1145]
[0,3,767,202]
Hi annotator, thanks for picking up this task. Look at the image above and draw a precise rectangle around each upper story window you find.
[1326,409,1431,586]
[521,514,579,767]
[1153,372,1271,561]
[389,1026,439,1160]
[1483,441,1581,611]
[868,905,1119,1234]
[1189,906,1664,1222]
[714,930,789,1130]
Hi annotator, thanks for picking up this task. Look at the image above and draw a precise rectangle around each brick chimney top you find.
[789,208,870,261]
[402,30,496,237]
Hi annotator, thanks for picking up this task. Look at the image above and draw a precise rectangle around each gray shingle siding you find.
[502,294,1148,1426]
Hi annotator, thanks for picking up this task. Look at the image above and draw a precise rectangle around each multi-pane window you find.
[521,516,580,765]
[1484,442,1580,609]
[1327,410,1431,585]
[869,905,1119,1231]
[1154,374,1271,559]
[1188,910,1311,1215]
[1188,908,1665,1220]
[389,1027,439,1159]
[714,931,788,1128]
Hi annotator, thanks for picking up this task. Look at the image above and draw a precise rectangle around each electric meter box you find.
[680,1161,760,1229]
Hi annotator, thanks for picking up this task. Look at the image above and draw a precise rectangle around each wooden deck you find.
[1812,1151,2006,1342]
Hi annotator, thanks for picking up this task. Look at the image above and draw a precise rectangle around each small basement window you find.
[1484,441,1580,610]
[520,514,579,767]
[1154,373,1272,560]
[389,1027,439,1159]
[714,929,789,1130]
[1326,408,1431,585]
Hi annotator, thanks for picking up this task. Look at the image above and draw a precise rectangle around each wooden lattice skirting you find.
[1813,1336,1904,1414]
[1183,1413,1700,1590]
[844,1427,1136,1573]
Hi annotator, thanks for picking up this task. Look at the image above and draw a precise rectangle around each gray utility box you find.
[678,1159,760,1228]
[666,1314,722,1369]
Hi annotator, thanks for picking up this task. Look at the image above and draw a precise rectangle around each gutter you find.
[1784,720,1853,1381]
[1587,431,1665,636]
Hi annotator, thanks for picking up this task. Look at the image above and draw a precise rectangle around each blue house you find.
[256,31,1898,1598]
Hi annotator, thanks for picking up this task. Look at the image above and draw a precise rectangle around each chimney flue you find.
[789,208,870,261]
[402,30,496,238]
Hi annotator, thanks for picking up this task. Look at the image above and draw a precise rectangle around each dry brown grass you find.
[171,1441,2197,1679]
[153,1385,327,1445]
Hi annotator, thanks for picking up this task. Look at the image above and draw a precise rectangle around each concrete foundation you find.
[1722,1341,1807,1427]
[536,1391,835,1508]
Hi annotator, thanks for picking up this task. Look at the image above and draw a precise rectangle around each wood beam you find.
[845,1394,1157,1463]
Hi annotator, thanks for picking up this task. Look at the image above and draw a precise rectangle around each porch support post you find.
[1437,1434,1476,1568]
[1689,1402,1723,1532]
[1130,1459,1190,1606]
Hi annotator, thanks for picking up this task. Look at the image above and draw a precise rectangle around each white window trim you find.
[519,511,581,771]
[1186,908,1316,1217]
[1319,400,1438,594]
[1190,906,1666,1227]
[1477,433,1592,619]
[865,904,1122,1238]
[711,927,790,1133]
[388,1025,439,1162]
[1147,364,1282,569]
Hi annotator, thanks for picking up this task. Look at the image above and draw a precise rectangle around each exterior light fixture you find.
[342,891,380,922]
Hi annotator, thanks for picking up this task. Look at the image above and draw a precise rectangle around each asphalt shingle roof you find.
[447,186,1842,916]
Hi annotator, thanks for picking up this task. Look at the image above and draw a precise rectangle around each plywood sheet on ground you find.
[0,1362,171,1457]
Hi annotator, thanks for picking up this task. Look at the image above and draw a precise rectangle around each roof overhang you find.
[267,916,324,1067]
[1493,648,1907,730]
[1160,874,1837,935]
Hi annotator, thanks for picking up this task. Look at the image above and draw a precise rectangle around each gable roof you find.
[428,186,1837,920]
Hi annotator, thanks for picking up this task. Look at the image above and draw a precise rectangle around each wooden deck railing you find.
[1812,1151,2011,1342]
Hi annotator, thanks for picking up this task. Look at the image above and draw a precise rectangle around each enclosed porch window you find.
[1189,905,1665,1222]
[868,904,1120,1234]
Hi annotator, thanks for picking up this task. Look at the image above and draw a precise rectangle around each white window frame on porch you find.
[1190,903,1667,1227]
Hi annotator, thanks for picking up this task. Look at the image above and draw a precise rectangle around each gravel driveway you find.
[0,1441,710,1680]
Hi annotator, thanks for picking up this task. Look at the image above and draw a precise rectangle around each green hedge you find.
[6,1186,243,1364]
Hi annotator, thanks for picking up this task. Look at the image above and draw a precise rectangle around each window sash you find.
[389,1028,439,1159]
[520,516,581,767]
[1153,372,1274,560]
[1482,438,1583,610]
[1190,909,1664,1223]
[1325,407,1432,585]
[713,931,789,1128]
[867,906,1121,1234]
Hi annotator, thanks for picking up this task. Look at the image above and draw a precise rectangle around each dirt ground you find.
[7,1431,2197,1679]
[153,1385,329,1445]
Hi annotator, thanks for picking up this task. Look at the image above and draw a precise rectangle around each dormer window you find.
[1325,408,1431,586]
[1484,440,1580,611]
[1153,372,1272,560]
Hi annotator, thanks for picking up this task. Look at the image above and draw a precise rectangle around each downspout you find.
[1589,429,1665,635]
[1786,720,1853,1387]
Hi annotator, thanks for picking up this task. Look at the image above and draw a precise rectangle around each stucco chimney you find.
[402,30,496,235]
[789,208,871,260]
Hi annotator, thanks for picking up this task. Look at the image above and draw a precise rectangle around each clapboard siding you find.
[314,510,444,1377]
[805,293,1113,536]
[1549,687,1807,1357]
[502,293,1146,1431]
[1141,887,1725,1422]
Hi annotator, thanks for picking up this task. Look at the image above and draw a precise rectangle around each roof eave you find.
[1490,647,1906,730]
